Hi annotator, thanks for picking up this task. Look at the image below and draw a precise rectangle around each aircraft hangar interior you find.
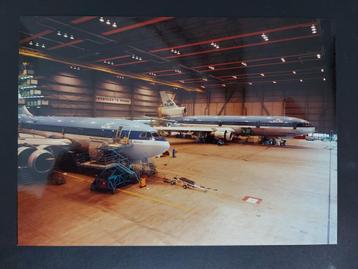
[18,17,337,246]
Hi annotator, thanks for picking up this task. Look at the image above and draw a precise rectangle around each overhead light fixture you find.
[99,17,105,22]
[131,54,142,61]
[261,33,269,41]
[208,65,215,70]
[292,70,296,74]
[272,81,277,84]
[35,42,39,47]
[106,19,111,25]
[222,84,226,87]
[260,73,265,77]
[232,75,238,79]
[63,33,68,38]
[323,77,326,81]
[202,78,208,81]
[300,79,303,82]
[116,75,124,79]
[41,44,45,48]
[70,35,74,40]
[174,69,182,74]
[112,22,117,28]
[179,80,185,83]
[248,82,253,85]
[321,68,324,72]
[281,57,286,62]
[57,31,61,36]
[210,42,220,49]
[311,24,317,34]
[241,62,247,66]
[316,53,321,59]
[29,41,33,45]
[201,85,206,89]
[170,49,181,55]
[148,72,157,76]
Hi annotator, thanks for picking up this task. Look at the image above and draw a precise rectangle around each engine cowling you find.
[212,128,235,141]
[27,149,55,174]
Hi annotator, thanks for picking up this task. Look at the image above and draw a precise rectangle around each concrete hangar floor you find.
[18,138,337,245]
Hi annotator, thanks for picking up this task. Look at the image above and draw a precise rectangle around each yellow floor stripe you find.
[63,172,192,212]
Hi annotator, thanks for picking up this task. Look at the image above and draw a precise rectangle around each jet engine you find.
[18,146,55,174]
[212,128,235,141]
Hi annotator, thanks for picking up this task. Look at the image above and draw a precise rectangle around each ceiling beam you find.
[150,21,317,53]
[102,17,174,36]
[71,16,97,25]
[47,39,84,51]
[19,47,203,93]
[20,30,53,44]
[166,34,319,59]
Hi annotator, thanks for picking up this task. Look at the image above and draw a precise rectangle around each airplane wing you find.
[18,133,72,147]
[154,126,214,132]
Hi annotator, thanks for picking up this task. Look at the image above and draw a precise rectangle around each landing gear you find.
[262,137,277,145]
[279,139,287,146]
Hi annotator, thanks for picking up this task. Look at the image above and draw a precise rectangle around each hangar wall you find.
[25,59,161,118]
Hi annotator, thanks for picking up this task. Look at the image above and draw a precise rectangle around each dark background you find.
[1,0,357,268]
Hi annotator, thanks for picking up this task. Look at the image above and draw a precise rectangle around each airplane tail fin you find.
[160,91,178,108]
[18,94,33,117]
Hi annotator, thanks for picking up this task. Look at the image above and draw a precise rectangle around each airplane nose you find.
[162,141,170,153]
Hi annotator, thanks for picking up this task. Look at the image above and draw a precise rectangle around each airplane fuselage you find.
[18,115,170,161]
[169,115,315,138]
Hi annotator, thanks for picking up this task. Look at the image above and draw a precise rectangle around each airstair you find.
[72,138,139,193]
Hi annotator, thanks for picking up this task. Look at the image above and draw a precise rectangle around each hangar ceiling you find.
[19,17,332,92]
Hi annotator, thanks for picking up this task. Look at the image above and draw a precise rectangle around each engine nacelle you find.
[18,146,56,174]
[212,128,235,141]
[28,149,55,174]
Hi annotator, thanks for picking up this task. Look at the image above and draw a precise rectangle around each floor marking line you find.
[63,172,192,212]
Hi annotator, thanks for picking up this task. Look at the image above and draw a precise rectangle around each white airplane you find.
[18,99,170,176]
[155,91,315,145]
[158,91,186,117]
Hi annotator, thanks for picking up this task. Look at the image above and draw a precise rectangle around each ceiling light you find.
[222,84,226,87]
[260,73,265,77]
[210,42,220,49]
[104,60,107,63]
[41,44,45,48]
[29,41,33,45]
[202,78,208,81]
[232,75,237,79]
[70,66,73,69]
[300,79,303,82]
[311,24,317,34]
[112,22,117,28]
[323,77,326,81]
[241,62,247,66]
[179,80,185,83]
[316,54,321,59]
[208,65,215,70]
[70,35,74,40]
[106,19,111,25]
[248,82,253,85]
[281,57,286,62]
[63,33,68,38]
[292,70,296,74]
[272,81,277,84]
[57,31,61,36]
[35,42,39,47]
[261,33,269,41]
[321,68,324,72]
[99,17,104,22]
[201,85,205,89]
